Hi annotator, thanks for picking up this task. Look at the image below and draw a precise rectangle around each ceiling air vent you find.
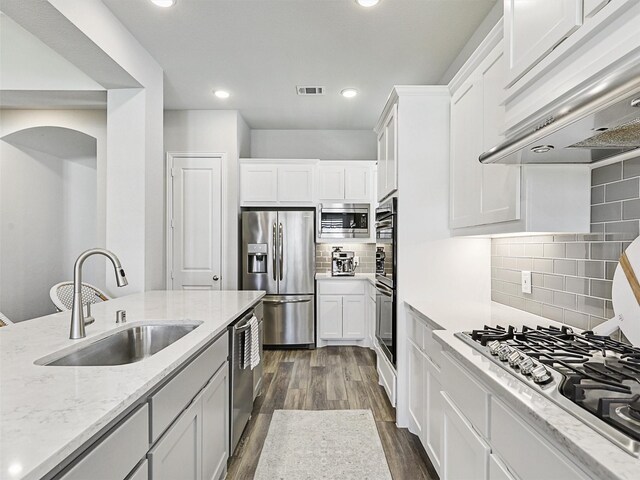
[297,86,324,96]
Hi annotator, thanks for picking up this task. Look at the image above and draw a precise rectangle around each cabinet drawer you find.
[149,333,228,443]
[441,352,490,438]
[491,398,588,480]
[407,312,425,351]
[423,328,442,369]
[59,404,149,480]
[317,280,365,295]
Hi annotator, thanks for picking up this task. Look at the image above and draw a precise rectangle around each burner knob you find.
[488,340,501,355]
[518,356,535,375]
[497,345,513,362]
[508,350,522,368]
[531,363,552,384]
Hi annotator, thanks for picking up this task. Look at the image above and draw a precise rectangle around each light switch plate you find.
[521,271,532,294]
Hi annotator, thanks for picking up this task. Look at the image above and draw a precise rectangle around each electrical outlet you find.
[354,256,360,266]
[521,271,532,294]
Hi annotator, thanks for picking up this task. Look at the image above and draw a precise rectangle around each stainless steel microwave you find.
[319,203,369,239]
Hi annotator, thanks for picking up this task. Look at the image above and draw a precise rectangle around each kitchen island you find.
[0,290,264,480]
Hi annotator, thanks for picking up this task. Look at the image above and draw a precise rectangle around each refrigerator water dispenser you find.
[247,243,268,273]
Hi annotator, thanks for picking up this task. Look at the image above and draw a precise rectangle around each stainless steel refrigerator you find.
[241,210,315,347]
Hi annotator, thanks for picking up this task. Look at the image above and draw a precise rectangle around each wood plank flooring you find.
[227,346,439,480]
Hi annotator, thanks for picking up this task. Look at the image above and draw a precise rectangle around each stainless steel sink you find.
[41,323,202,366]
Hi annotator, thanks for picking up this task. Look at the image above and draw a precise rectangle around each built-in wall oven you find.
[319,203,369,239]
[375,197,396,366]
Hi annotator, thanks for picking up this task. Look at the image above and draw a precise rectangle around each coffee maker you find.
[331,247,356,277]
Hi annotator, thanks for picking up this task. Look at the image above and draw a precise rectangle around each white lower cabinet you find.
[366,283,376,348]
[317,280,367,342]
[408,340,424,436]
[433,345,593,480]
[424,354,443,475]
[489,455,515,480]
[442,392,490,480]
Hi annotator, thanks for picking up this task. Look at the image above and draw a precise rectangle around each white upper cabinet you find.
[450,37,520,230]
[239,163,278,204]
[277,164,314,203]
[376,104,398,202]
[344,165,371,202]
[503,0,639,132]
[239,159,316,206]
[317,162,374,203]
[505,0,583,85]
[449,24,590,236]
[318,166,345,201]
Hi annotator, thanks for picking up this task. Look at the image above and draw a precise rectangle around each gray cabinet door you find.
[202,365,229,480]
[149,392,203,480]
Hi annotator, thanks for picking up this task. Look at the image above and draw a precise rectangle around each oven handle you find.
[375,282,394,296]
[375,219,393,229]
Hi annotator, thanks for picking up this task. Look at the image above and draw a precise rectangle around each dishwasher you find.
[228,302,263,454]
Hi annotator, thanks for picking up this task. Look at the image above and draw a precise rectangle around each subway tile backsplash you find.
[491,158,640,331]
[315,243,376,274]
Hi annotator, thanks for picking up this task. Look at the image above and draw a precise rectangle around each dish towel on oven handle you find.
[243,315,260,370]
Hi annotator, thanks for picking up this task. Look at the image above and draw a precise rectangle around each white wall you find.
[251,129,376,160]
[164,110,243,290]
[394,89,491,429]
[0,13,102,91]
[439,1,503,85]
[0,109,105,321]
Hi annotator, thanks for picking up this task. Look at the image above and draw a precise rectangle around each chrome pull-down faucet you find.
[70,249,128,339]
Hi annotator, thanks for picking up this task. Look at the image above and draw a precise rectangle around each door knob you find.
[212,275,219,281]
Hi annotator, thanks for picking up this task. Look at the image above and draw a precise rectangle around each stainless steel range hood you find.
[479,55,640,165]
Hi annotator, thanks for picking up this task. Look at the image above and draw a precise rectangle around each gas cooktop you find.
[455,324,640,457]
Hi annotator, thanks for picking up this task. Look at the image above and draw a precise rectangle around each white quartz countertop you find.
[315,272,376,282]
[403,295,558,332]
[0,290,265,480]
[403,296,639,478]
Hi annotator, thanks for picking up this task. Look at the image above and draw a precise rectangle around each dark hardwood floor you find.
[227,346,439,480]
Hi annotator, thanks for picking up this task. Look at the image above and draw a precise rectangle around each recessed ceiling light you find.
[341,88,358,98]
[150,0,176,7]
[214,90,230,99]
[356,0,380,7]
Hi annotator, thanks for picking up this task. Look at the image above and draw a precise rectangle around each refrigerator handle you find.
[272,222,277,281]
[279,222,284,281]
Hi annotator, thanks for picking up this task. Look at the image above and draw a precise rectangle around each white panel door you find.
[408,341,424,437]
[342,295,365,339]
[480,44,520,225]
[505,0,583,84]
[171,156,222,290]
[489,455,516,480]
[344,165,371,202]
[202,365,229,480]
[239,164,278,204]
[277,165,314,203]
[442,392,490,480]
[384,105,398,200]
[450,79,483,229]
[377,130,387,202]
[319,295,343,339]
[318,166,345,201]
[424,355,443,475]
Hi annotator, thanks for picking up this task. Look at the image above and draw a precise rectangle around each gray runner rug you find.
[254,409,393,480]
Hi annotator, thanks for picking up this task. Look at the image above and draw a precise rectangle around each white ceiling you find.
[102,0,497,129]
